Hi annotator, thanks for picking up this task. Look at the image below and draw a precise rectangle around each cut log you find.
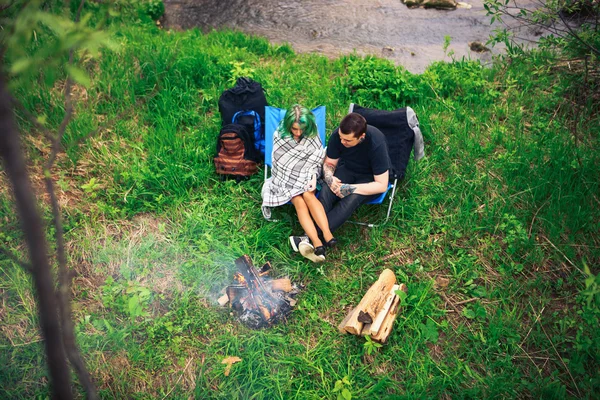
[371,290,403,343]
[337,307,357,334]
[368,284,403,336]
[266,278,292,292]
[217,293,229,306]
[342,269,396,335]
[361,275,401,324]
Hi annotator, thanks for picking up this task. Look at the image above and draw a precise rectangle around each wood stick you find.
[343,269,396,335]
[371,293,402,343]
[217,294,229,306]
[337,307,357,334]
[259,262,272,276]
[266,278,292,292]
[367,284,401,336]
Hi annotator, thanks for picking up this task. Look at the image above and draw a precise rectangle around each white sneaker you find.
[289,235,309,252]
[299,242,326,263]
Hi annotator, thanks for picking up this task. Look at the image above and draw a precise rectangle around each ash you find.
[235,284,300,330]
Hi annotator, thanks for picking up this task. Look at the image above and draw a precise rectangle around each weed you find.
[332,376,353,400]
[363,335,382,356]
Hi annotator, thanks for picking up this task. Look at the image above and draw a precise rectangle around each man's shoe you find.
[324,237,338,248]
[299,242,326,263]
[289,235,309,252]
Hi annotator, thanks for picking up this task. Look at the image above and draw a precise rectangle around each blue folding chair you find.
[264,105,327,181]
[348,103,424,227]
[262,105,327,221]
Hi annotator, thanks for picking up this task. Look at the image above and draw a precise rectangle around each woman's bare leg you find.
[291,195,323,248]
[302,191,334,242]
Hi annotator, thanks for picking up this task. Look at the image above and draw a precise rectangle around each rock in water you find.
[469,41,490,52]
[423,0,457,10]
[402,0,458,9]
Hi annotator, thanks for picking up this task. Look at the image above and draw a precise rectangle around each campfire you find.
[218,255,300,329]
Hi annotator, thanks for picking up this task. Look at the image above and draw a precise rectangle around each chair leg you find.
[348,178,398,228]
[382,179,398,225]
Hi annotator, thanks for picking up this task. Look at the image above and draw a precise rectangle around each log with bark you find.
[342,268,397,335]
[338,269,407,343]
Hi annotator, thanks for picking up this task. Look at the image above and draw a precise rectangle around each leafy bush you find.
[347,56,419,108]
[140,0,165,21]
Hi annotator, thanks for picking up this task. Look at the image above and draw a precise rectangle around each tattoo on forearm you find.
[323,163,335,186]
[339,184,356,197]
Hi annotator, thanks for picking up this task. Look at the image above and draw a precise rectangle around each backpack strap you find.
[233,110,261,134]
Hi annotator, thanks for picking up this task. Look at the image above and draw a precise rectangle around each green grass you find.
[1,7,599,400]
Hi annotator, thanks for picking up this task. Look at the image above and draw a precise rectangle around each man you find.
[319,112,390,231]
[290,112,390,255]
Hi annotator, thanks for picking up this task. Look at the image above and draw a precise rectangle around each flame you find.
[234,272,246,284]
[258,305,271,321]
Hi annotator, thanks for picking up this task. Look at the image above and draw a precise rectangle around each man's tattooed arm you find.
[323,161,336,186]
[338,184,357,198]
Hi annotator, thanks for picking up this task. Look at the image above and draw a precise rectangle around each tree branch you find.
[0,71,73,400]
[44,2,98,397]
[10,95,54,141]
[45,175,98,400]
[557,9,600,57]
[0,244,32,272]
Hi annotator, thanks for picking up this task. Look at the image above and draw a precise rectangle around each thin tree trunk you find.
[0,74,73,399]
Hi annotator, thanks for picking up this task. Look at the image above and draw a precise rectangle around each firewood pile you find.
[337,268,407,343]
[218,255,300,329]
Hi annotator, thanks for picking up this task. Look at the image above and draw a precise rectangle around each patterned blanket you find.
[261,131,325,219]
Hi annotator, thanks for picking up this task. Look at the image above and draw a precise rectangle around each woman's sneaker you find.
[298,242,326,263]
[289,235,310,252]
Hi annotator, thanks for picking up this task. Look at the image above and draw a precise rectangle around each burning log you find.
[258,262,272,276]
[219,255,298,329]
[267,278,292,292]
[338,269,407,343]
[218,279,292,307]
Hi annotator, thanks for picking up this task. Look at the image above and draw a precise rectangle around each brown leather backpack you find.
[214,124,259,180]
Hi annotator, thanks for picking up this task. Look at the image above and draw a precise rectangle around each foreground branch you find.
[44,1,98,392]
[0,73,73,399]
[0,244,32,272]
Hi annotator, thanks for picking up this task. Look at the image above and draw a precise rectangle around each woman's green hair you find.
[278,104,318,139]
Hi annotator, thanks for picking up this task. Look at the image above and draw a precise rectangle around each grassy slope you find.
[1,14,599,400]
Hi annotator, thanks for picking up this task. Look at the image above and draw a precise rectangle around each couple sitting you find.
[261,104,390,263]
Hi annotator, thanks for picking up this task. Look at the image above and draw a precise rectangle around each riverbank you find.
[162,0,541,73]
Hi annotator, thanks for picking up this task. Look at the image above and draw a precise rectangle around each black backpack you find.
[218,77,268,157]
[214,124,259,181]
[351,105,416,180]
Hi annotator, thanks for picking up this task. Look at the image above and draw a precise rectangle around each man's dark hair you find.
[339,113,367,138]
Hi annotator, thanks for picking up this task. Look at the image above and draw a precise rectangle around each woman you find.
[261,105,336,262]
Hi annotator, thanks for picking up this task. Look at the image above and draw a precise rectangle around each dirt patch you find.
[0,288,41,347]
[381,246,414,266]
[426,341,445,362]
[66,214,186,322]
[94,349,201,397]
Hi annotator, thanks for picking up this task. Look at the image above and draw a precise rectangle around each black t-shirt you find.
[327,125,390,176]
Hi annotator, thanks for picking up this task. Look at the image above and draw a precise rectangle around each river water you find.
[163,0,540,73]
